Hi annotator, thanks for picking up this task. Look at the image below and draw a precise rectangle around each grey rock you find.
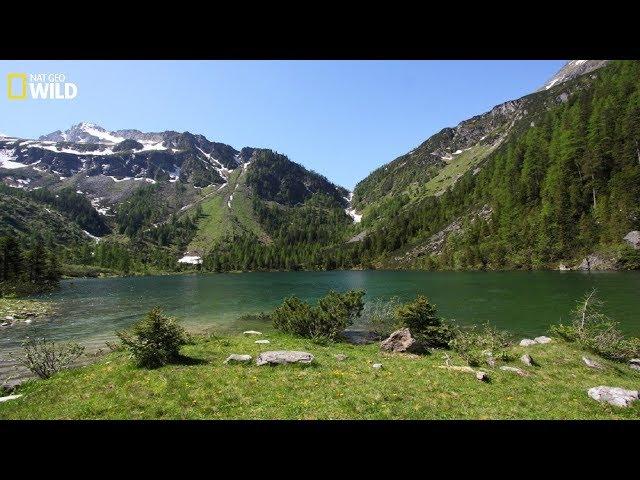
[24,319,32,324]
[380,328,416,353]
[588,386,639,407]
[256,351,314,366]
[243,330,262,335]
[520,354,535,367]
[500,366,529,377]
[534,336,552,344]
[0,394,22,403]
[224,354,252,364]
[486,356,497,367]
[623,231,640,250]
[0,322,10,327]
[577,253,615,271]
[254,339,270,344]
[334,354,347,361]
[519,339,536,347]
[582,356,604,369]
[476,371,489,382]
[1,379,22,394]
[4,316,14,321]
[629,359,640,371]
[372,363,383,369]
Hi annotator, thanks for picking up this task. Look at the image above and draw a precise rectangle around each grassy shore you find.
[1,331,638,419]
[0,297,55,320]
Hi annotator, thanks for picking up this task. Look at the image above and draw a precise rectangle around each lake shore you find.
[1,330,639,419]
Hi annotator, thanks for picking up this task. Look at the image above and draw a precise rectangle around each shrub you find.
[20,336,85,379]
[362,296,402,339]
[550,289,640,362]
[450,323,513,366]
[116,307,189,368]
[395,295,455,350]
[271,289,365,341]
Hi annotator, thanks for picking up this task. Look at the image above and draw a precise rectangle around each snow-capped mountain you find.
[537,60,609,91]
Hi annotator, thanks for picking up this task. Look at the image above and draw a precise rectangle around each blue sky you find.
[0,60,565,189]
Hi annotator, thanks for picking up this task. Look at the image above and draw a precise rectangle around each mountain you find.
[1,123,353,273]
[351,60,640,271]
[537,60,609,91]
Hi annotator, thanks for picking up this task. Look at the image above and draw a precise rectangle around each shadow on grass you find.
[171,354,209,367]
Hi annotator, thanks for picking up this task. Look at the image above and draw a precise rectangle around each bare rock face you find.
[380,328,416,353]
[623,231,640,250]
[582,356,604,369]
[224,354,252,364]
[577,253,615,271]
[256,351,314,366]
[588,386,639,407]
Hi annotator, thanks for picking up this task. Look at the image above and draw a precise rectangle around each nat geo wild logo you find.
[7,73,78,100]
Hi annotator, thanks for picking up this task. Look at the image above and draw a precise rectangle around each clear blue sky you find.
[0,60,565,189]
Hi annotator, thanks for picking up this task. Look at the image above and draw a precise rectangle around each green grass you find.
[187,169,270,252]
[1,332,639,419]
[421,144,491,196]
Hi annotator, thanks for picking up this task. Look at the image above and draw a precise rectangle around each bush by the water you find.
[20,336,85,379]
[550,289,640,362]
[271,289,365,341]
[395,295,455,351]
[450,323,513,366]
[117,307,189,368]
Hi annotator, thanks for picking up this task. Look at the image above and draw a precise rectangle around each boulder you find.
[476,371,489,382]
[4,315,14,321]
[587,386,639,407]
[520,354,536,367]
[500,366,529,377]
[243,330,262,335]
[577,253,614,271]
[0,322,10,327]
[256,351,314,366]
[629,359,640,371]
[623,231,640,250]
[0,394,22,403]
[380,328,416,353]
[534,336,552,344]
[254,339,270,344]
[224,354,252,364]
[372,363,383,369]
[334,354,348,361]
[519,339,537,347]
[0,379,22,394]
[582,356,604,369]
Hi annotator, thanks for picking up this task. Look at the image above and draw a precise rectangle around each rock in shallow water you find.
[588,386,639,407]
[256,351,314,366]
[224,354,252,364]
[380,328,416,353]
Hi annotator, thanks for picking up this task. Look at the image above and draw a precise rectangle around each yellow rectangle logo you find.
[7,73,28,100]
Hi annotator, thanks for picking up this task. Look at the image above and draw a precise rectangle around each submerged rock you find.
[380,328,416,353]
[224,354,252,364]
[588,386,639,407]
[256,351,314,366]
[519,339,537,347]
[582,356,604,369]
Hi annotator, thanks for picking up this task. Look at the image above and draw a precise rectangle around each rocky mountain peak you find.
[537,60,609,92]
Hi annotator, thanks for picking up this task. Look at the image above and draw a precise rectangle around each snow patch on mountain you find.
[0,149,28,169]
